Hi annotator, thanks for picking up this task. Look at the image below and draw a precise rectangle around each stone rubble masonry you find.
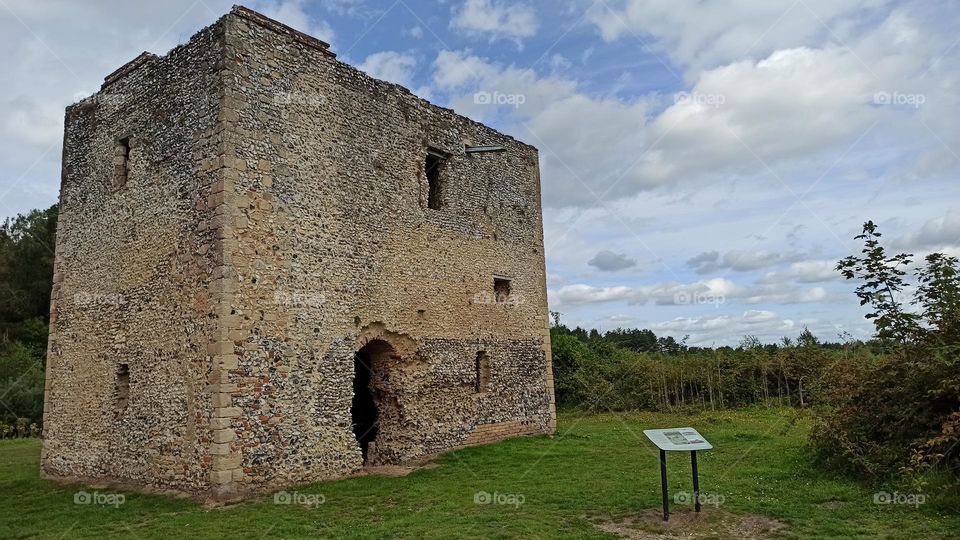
[42,5,555,502]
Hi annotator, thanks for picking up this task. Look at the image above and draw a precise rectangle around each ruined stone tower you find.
[41,6,555,500]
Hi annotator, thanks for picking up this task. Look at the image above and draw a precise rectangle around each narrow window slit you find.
[114,136,131,188]
[115,363,130,417]
[475,351,491,393]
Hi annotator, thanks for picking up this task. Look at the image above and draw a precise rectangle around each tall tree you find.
[0,205,58,331]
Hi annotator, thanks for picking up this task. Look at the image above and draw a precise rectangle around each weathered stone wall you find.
[42,6,555,500]
[214,8,555,495]
[41,18,229,493]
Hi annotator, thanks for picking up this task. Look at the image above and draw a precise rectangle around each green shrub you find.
[0,341,46,426]
[813,222,960,485]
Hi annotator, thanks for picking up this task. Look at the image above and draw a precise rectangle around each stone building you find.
[41,6,555,500]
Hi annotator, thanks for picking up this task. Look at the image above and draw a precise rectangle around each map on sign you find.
[664,430,705,445]
[644,427,713,451]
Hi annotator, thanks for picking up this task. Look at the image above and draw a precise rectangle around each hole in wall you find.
[425,149,446,210]
[352,340,395,464]
[493,277,512,303]
[115,363,130,417]
[475,351,491,393]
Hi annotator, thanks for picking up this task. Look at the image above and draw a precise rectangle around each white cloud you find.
[546,273,565,286]
[586,0,890,71]
[432,50,578,107]
[894,211,960,250]
[687,249,797,274]
[650,310,791,345]
[450,0,539,42]
[604,314,639,326]
[554,284,642,306]
[2,95,63,148]
[760,260,842,284]
[358,51,418,87]
[433,50,500,89]
[630,46,880,192]
[552,277,740,307]
[434,4,958,208]
[318,0,369,18]
[252,0,335,45]
[524,93,650,205]
[798,287,829,302]
[552,276,834,308]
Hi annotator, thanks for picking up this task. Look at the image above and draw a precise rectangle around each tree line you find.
[0,205,56,436]
[551,318,843,412]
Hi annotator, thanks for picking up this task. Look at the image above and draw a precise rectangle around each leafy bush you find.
[813,222,960,485]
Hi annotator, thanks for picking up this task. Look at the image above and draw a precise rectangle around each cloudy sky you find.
[2,0,958,345]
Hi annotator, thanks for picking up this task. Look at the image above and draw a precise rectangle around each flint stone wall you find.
[42,19,227,493]
[42,6,555,500]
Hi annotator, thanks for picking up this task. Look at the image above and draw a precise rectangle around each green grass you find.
[2,408,958,539]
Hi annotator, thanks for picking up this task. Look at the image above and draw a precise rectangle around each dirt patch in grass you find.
[592,508,787,539]
[360,463,440,477]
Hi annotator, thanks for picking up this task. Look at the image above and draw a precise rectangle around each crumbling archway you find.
[352,339,394,463]
[352,323,419,465]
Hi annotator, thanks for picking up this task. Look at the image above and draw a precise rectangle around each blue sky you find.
[2,0,959,345]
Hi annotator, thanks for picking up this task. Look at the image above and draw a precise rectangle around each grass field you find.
[2,408,958,539]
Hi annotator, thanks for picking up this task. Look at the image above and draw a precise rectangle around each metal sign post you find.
[644,428,713,522]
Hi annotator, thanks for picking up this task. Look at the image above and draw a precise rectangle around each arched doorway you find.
[352,339,393,463]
